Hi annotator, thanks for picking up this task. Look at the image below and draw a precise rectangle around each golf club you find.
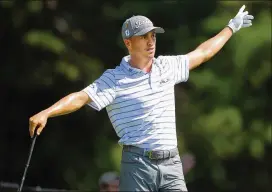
[17,133,38,192]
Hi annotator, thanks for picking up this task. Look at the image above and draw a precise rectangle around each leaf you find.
[211,163,226,183]
[189,69,217,89]
[249,138,264,158]
[55,61,80,81]
[196,107,242,135]
[265,124,272,143]
[0,0,14,8]
[110,144,122,171]
[24,30,66,54]
[27,0,42,13]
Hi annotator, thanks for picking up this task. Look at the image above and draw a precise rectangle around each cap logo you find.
[125,30,130,37]
[135,19,152,29]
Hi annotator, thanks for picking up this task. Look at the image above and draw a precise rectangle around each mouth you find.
[146,47,155,52]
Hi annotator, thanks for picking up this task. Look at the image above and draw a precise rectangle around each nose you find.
[147,37,154,46]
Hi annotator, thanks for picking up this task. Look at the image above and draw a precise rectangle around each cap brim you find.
[99,172,119,185]
[134,26,165,36]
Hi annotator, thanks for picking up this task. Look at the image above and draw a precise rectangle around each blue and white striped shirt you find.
[83,55,189,150]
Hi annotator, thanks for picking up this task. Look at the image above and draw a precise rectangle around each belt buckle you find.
[147,151,155,160]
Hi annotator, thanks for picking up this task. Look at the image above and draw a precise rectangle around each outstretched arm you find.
[187,27,233,70]
[187,5,254,70]
[29,91,91,137]
[29,69,117,137]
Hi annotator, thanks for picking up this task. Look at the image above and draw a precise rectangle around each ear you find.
[124,39,131,49]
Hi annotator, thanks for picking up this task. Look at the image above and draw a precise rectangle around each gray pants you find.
[119,147,188,192]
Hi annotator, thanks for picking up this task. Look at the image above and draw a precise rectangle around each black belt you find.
[123,145,179,160]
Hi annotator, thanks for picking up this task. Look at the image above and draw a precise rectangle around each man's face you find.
[100,180,119,192]
[125,30,156,59]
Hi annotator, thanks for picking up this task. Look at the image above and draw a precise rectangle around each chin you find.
[147,52,155,59]
[147,55,154,60]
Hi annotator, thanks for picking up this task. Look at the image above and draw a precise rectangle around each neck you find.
[129,55,153,73]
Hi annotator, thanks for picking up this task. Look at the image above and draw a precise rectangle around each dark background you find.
[0,0,271,191]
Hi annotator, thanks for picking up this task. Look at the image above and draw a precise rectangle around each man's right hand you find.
[28,91,91,138]
[29,111,48,137]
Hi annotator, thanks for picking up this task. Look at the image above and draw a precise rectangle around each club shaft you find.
[18,134,38,192]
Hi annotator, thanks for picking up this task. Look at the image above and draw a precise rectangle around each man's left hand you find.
[227,5,254,33]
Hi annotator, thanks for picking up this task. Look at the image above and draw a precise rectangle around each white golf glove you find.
[227,5,254,33]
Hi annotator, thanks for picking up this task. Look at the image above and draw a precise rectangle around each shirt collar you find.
[120,55,156,76]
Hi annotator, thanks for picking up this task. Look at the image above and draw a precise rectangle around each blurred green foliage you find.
[0,0,271,192]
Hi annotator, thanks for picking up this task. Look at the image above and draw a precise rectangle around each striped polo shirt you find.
[83,55,189,150]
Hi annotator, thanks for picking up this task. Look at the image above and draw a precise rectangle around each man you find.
[99,172,119,192]
[29,5,253,191]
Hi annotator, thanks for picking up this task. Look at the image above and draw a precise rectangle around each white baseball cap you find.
[98,171,119,185]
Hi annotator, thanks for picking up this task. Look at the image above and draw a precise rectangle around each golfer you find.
[29,5,253,191]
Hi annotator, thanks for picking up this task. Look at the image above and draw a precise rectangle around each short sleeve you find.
[82,69,116,111]
[158,55,189,84]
